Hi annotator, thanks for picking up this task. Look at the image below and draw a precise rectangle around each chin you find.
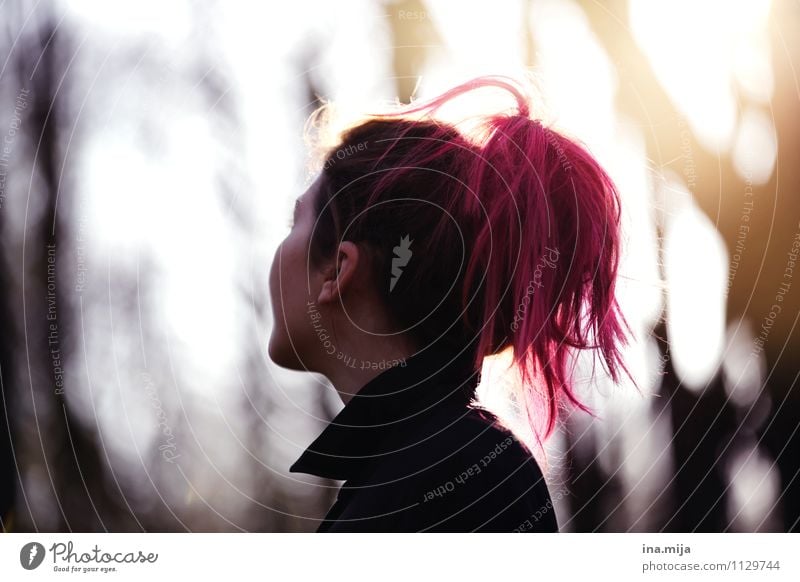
[267,334,305,371]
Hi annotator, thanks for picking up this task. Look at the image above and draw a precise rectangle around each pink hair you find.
[310,76,635,442]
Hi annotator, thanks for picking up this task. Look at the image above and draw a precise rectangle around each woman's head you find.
[269,76,633,441]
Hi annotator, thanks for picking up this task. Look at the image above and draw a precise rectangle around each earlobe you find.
[317,241,359,306]
[317,278,336,305]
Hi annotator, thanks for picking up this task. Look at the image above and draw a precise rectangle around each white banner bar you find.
[1,533,797,581]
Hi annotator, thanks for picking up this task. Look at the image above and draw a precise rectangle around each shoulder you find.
[414,404,542,479]
[381,405,558,532]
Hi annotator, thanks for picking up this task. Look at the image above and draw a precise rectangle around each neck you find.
[317,340,419,405]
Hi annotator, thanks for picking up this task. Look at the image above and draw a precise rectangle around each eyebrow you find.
[293,198,302,218]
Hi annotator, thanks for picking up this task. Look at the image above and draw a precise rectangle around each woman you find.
[268,76,633,532]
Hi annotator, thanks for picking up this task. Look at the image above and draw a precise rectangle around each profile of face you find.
[267,177,363,372]
[268,179,319,371]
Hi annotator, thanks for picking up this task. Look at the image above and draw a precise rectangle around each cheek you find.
[270,235,306,314]
[269,242,296,325]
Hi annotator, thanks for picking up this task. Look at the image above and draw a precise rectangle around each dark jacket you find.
[289,343,559,532]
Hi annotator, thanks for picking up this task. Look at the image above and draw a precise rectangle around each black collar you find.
[289,342,481,481]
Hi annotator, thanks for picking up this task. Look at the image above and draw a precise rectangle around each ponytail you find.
[461,87,634,441]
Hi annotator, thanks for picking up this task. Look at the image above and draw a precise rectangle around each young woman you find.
[268,76,633,532]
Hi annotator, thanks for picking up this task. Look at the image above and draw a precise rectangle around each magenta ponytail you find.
[462,110,634,440]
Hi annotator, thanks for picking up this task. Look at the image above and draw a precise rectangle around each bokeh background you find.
[1,0,798,533]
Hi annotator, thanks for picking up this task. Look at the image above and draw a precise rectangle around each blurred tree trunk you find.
[7,3,128,532]
[0,192,14,532]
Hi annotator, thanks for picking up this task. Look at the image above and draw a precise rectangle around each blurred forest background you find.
[1,0,799,532]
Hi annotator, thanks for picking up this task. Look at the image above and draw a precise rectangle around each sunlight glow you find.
[733,106,778,185]
[663,179,728,391]
[528,0,617,146]
[416,0,527,91]
[630,0,774,152]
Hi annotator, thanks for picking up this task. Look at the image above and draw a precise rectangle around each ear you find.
[317,241,360,306]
